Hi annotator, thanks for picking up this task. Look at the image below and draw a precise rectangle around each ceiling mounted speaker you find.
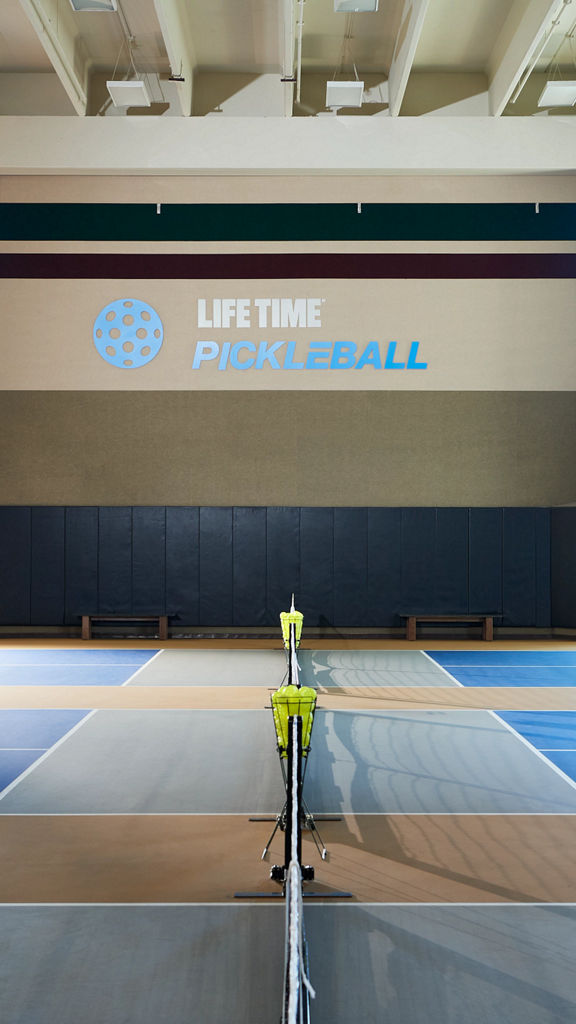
[69,0,117,10]
[538,80,576,107]
[106,79,152,107]
[326,80,364,108]
[334,1,379,11]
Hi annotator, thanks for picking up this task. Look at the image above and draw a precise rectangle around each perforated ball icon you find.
[93,299,163,369]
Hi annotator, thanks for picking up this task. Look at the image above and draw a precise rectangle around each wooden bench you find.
[81,615,168,641]
[400,614,495,642]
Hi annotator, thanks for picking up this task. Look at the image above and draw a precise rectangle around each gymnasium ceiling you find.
[1,0,576,118]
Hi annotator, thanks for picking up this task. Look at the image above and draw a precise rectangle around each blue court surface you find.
[428,650,576,784]
[428,650,576,667]
[0,649,158,686]
[0,651,156,665]
[0,649,159,792]
[0,710,90,792]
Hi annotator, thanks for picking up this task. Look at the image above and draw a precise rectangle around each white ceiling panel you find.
[0,0,53,70]
[188,0,282,72]
[300,0,403,71]
[413,0,518,71]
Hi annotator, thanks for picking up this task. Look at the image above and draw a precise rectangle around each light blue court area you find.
[0,710,90,793]
[299,650,454,688]
[0,905,574,1024]
[0,649,158,685]
[428,650,576,685]
[3,708,576,814]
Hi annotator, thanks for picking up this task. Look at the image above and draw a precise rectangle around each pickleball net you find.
[282,715,315,1024]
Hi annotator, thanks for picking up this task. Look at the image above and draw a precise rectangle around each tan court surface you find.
[1,814,574,905]
[1,684,575,710]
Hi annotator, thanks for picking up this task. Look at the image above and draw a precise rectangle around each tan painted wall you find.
[2,277,575,392]
[1,391,574,506]
[2,173,576,204]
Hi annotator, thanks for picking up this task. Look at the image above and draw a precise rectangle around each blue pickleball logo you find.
[93,299,163,369]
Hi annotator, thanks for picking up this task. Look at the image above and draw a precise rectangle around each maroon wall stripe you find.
[0,252,575,279]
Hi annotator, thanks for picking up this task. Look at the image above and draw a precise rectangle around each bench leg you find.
[483,617,494,642]
[81,615,91,641]
[158,616,168,641]
[407,616,416,642]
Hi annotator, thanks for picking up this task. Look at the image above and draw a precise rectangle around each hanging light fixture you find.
[538,80,576,106]
[326,13,364,110]
[334,1,378,10]
[105,0,153,108]
[68,0,117,11]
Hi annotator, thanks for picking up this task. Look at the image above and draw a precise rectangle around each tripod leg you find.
[261,800,287,859]
[302,800,328,860]
[261,817,282,860]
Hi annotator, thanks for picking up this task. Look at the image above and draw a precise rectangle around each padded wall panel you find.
[30,508,65,625]
[468,509,502,614]
[199,507,233,625]
[233,507,267,626]
[503,509,537,626]
[400,508,436,613]
[300,508,334,627]
[266,508,300,624]
[0,505,556,629]
[551,509,576,629]
[165,507,199,623]
[132,507,166,615]
[535,508,551,628]
[65,507,98,623]
[98,507,132,614]
[367,508,402,627]
[0,508,31,625]
[434,509,469,614]
[334,509,367,626]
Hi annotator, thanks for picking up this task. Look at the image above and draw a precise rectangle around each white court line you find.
[0,901,574,908]
[431,664,576,669]
[2,810,576,817]
[540,748,576,752]
[0,650,165,800]
[424,651,576,795]
[121,648,164,686]
[0,747,46,751]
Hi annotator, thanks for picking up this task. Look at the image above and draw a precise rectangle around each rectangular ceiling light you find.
[334,1,379,11]
[106,79,152,107]
[326,80,364,107]
[538,80,576,107]
[69,0,117,11]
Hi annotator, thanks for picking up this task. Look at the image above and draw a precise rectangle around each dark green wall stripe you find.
[1,203,576,241]
[1,252,575,278]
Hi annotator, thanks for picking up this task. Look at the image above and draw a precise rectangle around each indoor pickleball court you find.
[0,641,575,1022]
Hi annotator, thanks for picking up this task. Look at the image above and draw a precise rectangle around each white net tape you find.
[285,716,315,1024]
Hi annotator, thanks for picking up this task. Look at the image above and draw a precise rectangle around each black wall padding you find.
[0,506,553,628]
[551,509,576,628]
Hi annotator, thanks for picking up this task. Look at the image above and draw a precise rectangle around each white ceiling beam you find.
[152,0,196,116]
[18,0,90,115]
[1,115,576,174]
[388,0,431,117]
[488,0,567,117]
